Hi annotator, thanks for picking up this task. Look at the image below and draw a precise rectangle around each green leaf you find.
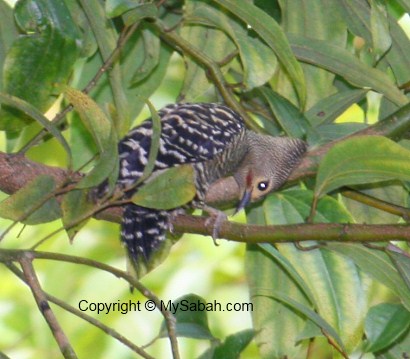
[130,28,160,85]
[277,0,347,109]
[190,3,277,90]
[72,26,171,134]
[122,30,172,117]
[388,244,410,292]
[247,189,366,356]
[337,0,410,87]
[213,329,254,359]
[69,114,97,172]
[315,136,410,199]
[267,191,364,347]
[61,189,94,241]
[259,87,309,137]
[180,4,235,101]
[296,320,323,342]
[305,89,368,127]
[0,0,18,91]
[385,14,410,87]
[0,175,61,225]
[342,182,408,225]
[122,3,158,26]
[213,0,306,107]
[364,303,410,353]
[289,35,408,107]
[396,0,410,13]
[257,289,347,354]
[375,328,410,359]
[370,0,392,61]
[258,243,316,306]
[158,294,215,340]
[78,0,130,136]
[105,0,140,18]
[198,329,255,359]
[65,88,118,189]
[65,87,113,147]
[0,93,72,166]
[337,0,372,43]
[131,165,196,210]
[128,240,176,280]
[311,123,367,144]
[246,244,308,358]
[88,138,118,191]
[1,0,80,132]
[137,101,161,184]
[328,243,410,311]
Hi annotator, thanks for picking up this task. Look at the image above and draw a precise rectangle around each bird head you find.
[233,132,307,213]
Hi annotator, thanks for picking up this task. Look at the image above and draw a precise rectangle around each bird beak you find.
[235,189,252,214]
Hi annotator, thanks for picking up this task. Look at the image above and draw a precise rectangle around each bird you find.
[106,102,306,272]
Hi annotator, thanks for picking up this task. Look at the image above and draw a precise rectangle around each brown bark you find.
[0,151,122,223]
[1,103,409,228]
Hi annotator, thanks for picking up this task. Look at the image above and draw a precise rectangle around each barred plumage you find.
[117,103,247,263]
[107,102,306,269]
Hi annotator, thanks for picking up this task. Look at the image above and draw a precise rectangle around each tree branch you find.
[19,254,78,359]
[288,102,410,182]
[1,249,180,359]
[172,214,410,242]
[1,104,410,238]
[0,152,121,222]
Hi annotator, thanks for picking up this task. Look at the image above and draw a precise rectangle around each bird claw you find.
[294,241,324,251]
[167,208,185,235]
[203,205,227,244]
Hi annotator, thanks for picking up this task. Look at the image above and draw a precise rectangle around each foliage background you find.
[0,0,409,358]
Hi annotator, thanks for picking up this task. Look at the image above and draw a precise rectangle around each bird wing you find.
[117,103,245,267]
[118,103,245,186]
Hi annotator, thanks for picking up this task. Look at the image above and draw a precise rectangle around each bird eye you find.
[257,181,269,191]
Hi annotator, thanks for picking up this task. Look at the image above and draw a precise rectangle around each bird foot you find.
[202,205,227,245]
[294,241,324,251]
[167,208,185,235]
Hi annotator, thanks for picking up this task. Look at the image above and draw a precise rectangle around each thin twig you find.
[18,22,140,155]
[5,262,155,359]
[217,49,239,67]
[19,255,78,359]
[321,328,349,359]
[1,249,180,359]
[306,339,315,359]
[0,180,77,242]
[82,22,140,96]
[30,195,119,249]
[341,187,410,221]
[152,20,262,133]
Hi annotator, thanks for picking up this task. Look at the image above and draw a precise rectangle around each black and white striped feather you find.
[115,103,246,263]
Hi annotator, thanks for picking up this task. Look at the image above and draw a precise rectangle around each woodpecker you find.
[111,103,306,267]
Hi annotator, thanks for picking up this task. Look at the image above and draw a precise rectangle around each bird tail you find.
[121,204,171,277]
